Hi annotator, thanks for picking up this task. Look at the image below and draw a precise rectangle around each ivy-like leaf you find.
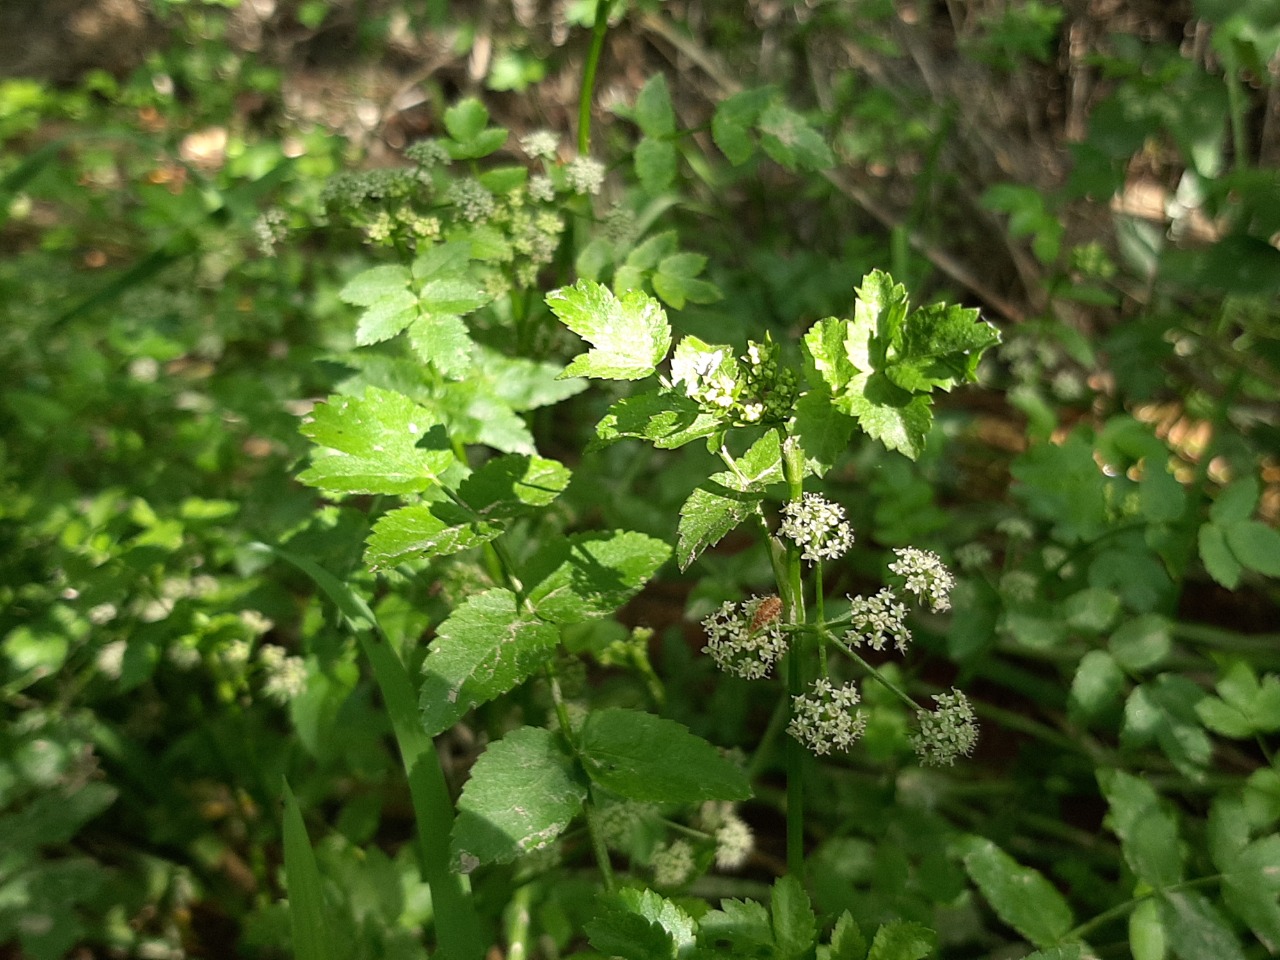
[419,588,560,736]
[525,531,671,624]
[577,708,752,802]
[298,387,455,495]
[450,726,586,872]
[547,280,672,381]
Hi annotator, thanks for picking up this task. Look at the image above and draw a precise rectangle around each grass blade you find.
[281,779,336,960]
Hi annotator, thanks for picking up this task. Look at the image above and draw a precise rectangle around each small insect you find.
[750,595,783,632]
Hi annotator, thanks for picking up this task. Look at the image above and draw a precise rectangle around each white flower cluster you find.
[888,547,955,612]
[701,597,787,680]
[779,493,855,563]
[259,645,307,704]
[595,799,658,852]
[912,688,978,766]
[787,679,866,755]
[650,839,695,887]
[252,208,288,256]
[845,587,911,653]
[404,138,451,168]
[698,801,754,870]
[446,178,496,222]
[565,156,606,195]
[528,174,556,203]
[519,129,560,160]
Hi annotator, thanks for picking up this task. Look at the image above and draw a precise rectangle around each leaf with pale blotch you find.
[419,589,560,736]
[298,388,455,495]
[547,280,671,381]
[450,726,586,872]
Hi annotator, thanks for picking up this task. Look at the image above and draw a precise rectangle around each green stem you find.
[779,444,808,878]
[1222,46,1249,171]
[578,0,613,154]
[1063,875,1221,942]
[503,883,534,960]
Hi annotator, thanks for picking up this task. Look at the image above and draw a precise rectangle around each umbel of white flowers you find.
[700,494,977,765]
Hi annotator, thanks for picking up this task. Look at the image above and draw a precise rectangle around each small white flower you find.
[912,688,978,766]
[519,129,560,160]
[96,640,127,680]
[650,840,695,887]
[846,588,911,653]
[565,156,606,195]
[701,597,788,680]
[714,815,754,870]
[787,679,866,755]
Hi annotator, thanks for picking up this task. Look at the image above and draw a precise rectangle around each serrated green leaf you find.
[626,230,681,271]
[588,889,696,960]
[525,530,671,624]
[676,482,763,571]
[829,911,868,960]
[447,126,509,160]
[354,288,417,346]
[712,87,774,164]
[419,589,561,736]
[339,264,412,306]
[407,312,473,378]
[865,920,936,960]
[1195,660,1280,738]
[889,302,999,393]
[790,391,855,474]
[578,708,752,802]
[1209,477,1260,525]
[758,101,833,171]
[1122,675,1212,777]
[771,875,818,960]
[1159,890,1247,960]
[458,454,572,517]
[1069,650,1126,722]
[366,502,501,568]
[1022,947,1084,960]
[697,898,775,956]
[299,388,456,495]
[444,97,490,141]
[547,280,672,380]
[1221,834,1280,952]
[593,391,722,450]
[1199,522,1243,588]
[1127,809,1184,889]
[1225,520,1280,577]
[959,836,1074,949]
[450,726,586,871]
[713,430,785,490]
[472,346,588,411]
[635,138,677,194]
[634,74,676,137]
[1109,614,1172,671]
[431,377,537,454]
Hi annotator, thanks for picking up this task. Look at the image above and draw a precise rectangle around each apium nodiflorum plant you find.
[544,273,1000,875]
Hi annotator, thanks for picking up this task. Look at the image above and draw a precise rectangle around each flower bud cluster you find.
[912,688,979,766]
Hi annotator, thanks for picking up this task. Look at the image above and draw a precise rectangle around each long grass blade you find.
[281,779,337,960]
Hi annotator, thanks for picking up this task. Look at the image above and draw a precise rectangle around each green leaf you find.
[447,126,508,160]
[444,97,490,141]
[634,74,676,137]
[771,875,818,960]
[1062,587,1121,633]
[419,588,561,736]
[458,453,573,516]
[791,391,855,474]
[676,482,763,571]
[889,302,1000,393]
[340,264,412,307]
[282,780,337,960]
[1109,614,1173,672]
[866,920,936,960]
[1122,675,1212,778]
[593,391,722,450]
[758,101,834,171]
[299,388,456,495]
[547,280,672,381]
[1098,768,1186,890]
[525,531,671,625]
[697,898,775,956]
[1159,891,1247,960]
[959,836,1074,949]
[577,708,752,802]
[653,252,721,309]
[1225,520,1280,577]
[635,138,677,194]
[1068,650,1126,722]
[0,783,117,860]
[366,502,500,568]
[1221,834,1280,952]
[451,726,586,871]
[588,889,697,960]
[1199,522,1243,588]
[712,87,774,164]
[1022,947,1085,960]
[407,312,473,379]
[1209,476,1260,525]
[829,911,869,960]
[1195,660,1280,738]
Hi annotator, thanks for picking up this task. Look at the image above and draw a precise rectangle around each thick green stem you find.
[578,0,613,154]
[779,440,808,878]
